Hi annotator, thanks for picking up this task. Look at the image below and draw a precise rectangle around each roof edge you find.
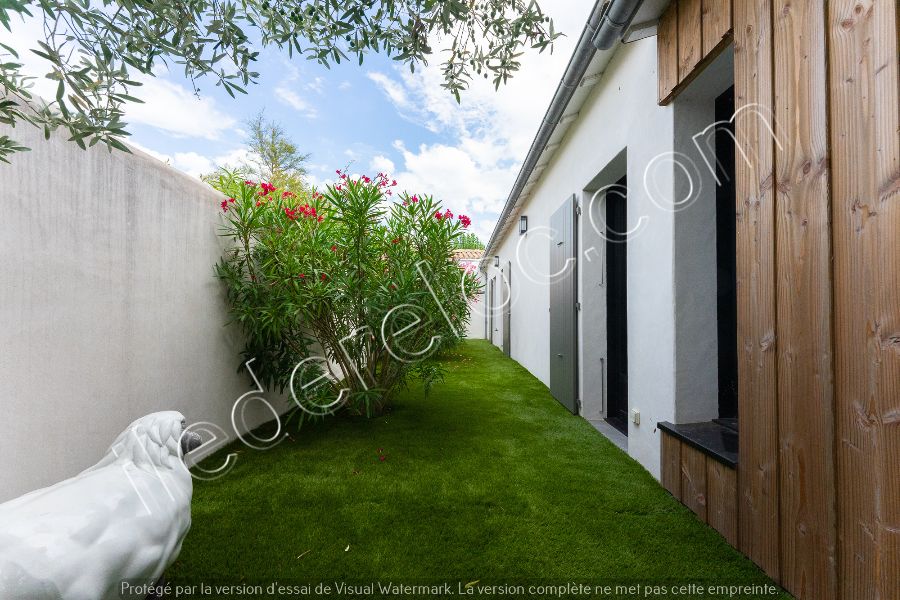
[481,0,647,269]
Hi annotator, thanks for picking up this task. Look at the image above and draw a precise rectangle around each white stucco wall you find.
[483,38,678,479]
[0,124,290,502]
[484,38,737,480]
[463,267,486,339]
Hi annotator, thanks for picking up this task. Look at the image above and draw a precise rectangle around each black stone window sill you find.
[658,420,738,468]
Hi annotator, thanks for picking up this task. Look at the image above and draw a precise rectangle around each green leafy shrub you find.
[212,169,481,417]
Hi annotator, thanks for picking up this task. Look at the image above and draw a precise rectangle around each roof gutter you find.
[481,0,645,266]
[592,0,645,50]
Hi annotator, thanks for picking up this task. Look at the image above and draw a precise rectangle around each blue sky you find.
[7,2,587,242]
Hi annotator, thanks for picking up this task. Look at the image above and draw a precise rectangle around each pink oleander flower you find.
[259,182,276,195]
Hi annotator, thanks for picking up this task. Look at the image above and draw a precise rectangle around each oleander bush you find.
[212,169,480,418]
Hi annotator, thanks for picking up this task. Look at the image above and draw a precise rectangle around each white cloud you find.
[367,72,412,113]
[127,141,249,179]
[214,147,251,169]
[128,141,172,165]
[274,85,318,118]
[171,151,215,177]
[126,75,238,140]
[369,155,396,174]
[392,141,518,240]
[366,0,589,242]
[274,63,319,118]
[306,76,325,94]
[338,80,353,91]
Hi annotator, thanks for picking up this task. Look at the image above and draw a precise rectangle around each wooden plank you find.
[657,1,679,104]
[827,0,900,598]
[680,444,707,520]
[661,433,682,499]
[772,2,836,598]
[733,0,780,580]
[702,0,732,56]
[707,460,738,546]
[678,0,702,82]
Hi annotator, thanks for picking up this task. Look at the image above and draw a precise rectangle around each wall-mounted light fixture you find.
[519,215,528,235]
[494,256,500,268]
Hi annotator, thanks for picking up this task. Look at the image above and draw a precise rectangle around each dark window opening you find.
[715,86,738,421]
[489,276,496,344]
[606,175,629,435]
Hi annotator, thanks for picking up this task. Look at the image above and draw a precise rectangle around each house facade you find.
[452,248,485,339]
[480,1,898,599]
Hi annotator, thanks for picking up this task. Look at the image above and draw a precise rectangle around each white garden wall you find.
[0,123,290,503]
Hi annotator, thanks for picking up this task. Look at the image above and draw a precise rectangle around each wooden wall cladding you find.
[656,0,898,596]
[677,0,702,81]
[661,431,682,499]
[702,0,732,56]
[657,3,679,102]
[730,0,899,598]
[657,0,733,105]
[706,460,738,546]
[680,444,708,519]
[660,432,738,546]
[772,2,837,598]
[733,0,780,582]
[827,0,900,598]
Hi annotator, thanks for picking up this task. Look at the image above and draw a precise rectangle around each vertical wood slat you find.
[657,1,679,104]
[772,2,837,598]
[733,0,780,580]
[680,444,708,520]
[677,0,703,81]
[828,0,900,598]
[707,460,739,546]
[702,0,732,56]
[661,433,683,499]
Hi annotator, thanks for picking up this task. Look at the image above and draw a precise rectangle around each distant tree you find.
[204,113,309,192]
[0,1,559,162]
[244,112,310,187]
[454,233,485,250]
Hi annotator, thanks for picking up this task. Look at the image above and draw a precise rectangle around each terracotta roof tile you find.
[452,249,484,260]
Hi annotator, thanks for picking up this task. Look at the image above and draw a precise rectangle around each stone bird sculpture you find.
[0,411,203,599]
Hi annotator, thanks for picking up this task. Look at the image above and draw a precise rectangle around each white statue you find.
[0,411,202,600]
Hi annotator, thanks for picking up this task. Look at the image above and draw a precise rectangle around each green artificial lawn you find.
[169,340,789,599]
